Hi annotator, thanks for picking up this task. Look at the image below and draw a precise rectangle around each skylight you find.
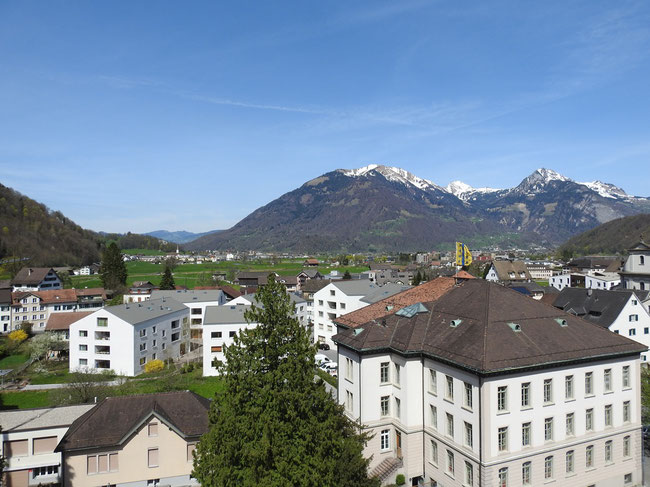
[395,303,428,318]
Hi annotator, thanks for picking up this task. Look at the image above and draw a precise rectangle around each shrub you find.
[20,321,33,336]
[395,474,406,486]
[8,329,28,344]
[144,359,164,373]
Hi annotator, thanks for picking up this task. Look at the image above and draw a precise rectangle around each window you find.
[466,462,474,486]
[625,473,633,484]
[330,289,335,296]
[429,369,437,394]
[395,398,401,419]
[345,357,353,381]
[623,366,630,388]
[605,404,612,426]
[340,303,346,309]
[380,362,389,383]
[498,426,508,452]
[3,439,28,457]
[32,465,59,478]
[497,386,507,411]
[585,372,593,395]
[543,378,553,403]
[148,422,158,437]
[446,375,454,401]
[211,331,222,338]
[498,467,507,487]
[604,369,612,392]
[544,417,553,441]
[629,329,636,336]
[430,405,437,429]
[522,422,531,446]
[605,440,612,463]
[394,364,401,385]
[566,450,574,474]
[229,331,236,337]
[629,314,639,322]
[380,429,390,450]
[187,443,196,462]
[446,450,454,476]
[87,453,118,473]
[446,413,454,437]
[171,320,180,329]
[521,382,530,408]
[79,358,87,366]
[318,300,323,306]
[623,401,630,422]
[79,344,87,351]
[148,448,159,467]
[624,435,631,457]
[380,396,389,416]
[345,391,353,412]
[171,332,180,342]
[97,317,107,327]
[430,440,438,464]
[586,408,594,431]
[566,413,574,436]
[522,462,531,485]
[79,330,88,337]
[544,456,553,480]
[464,422,473,448]
[140,357,146,365]
[586,445,594,468]
[139,329,147,337]
[152,326,157,333]
[565,375,574,399]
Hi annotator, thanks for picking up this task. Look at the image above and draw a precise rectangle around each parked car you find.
[318,342,330,351]
[315,354,330,366]
[320,362,338,376]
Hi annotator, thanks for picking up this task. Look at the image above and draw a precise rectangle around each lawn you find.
[0,390,51,409]
[0,354,30,369]
[122,248,167,256]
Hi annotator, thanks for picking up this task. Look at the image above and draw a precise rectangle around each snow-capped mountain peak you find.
[578,180,628,199]
[339,164,444,191]
[445,180,499,201]
[532,168,571,183]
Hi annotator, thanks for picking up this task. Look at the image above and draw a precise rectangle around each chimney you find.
[587,288,593,296]
[28,268,32,276]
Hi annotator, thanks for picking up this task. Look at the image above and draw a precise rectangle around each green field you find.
[122,248,168,256]
[0,354,30,369]
[69,258,370,290]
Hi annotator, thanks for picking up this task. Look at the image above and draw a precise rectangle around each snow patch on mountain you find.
[445,180,500,200]
[339,164,444,191]
[578,181,628,199]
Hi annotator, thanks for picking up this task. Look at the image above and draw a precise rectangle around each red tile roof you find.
[46,311,94,331]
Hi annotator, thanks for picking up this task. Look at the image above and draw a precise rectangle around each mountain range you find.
[185,165,650,252]
[144,229,221,244]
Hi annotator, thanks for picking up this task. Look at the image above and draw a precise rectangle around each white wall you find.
[313,283,367,346]
[202,319,258,376]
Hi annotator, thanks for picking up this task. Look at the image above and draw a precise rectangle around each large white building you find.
[312,280,409,347]
[621,241,650,292]
[69,298,189,376]
[334,279,646,486]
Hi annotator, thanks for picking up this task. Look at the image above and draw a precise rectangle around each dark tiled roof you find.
[56,391,210,452]
[0,280,11,290]
[11,267,57,286]
[335,277,456,329]
[46,312,94,331]
[552,288,641,328]
[0,288,11,304]
[334,280,645,374]
[301,279,332,294]
[629,241,650,252]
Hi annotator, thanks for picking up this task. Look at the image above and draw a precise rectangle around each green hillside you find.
[557,213,650,257]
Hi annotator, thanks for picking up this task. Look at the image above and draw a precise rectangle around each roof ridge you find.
[481,282,491,371]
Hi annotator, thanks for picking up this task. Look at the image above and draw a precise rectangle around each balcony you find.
[95,345,110,355]
[95,331,110,341]
[327,301,337,310]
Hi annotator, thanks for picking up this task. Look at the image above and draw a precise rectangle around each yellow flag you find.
[456,242,472,266]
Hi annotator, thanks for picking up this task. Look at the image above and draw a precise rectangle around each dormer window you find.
[509,272,515,278]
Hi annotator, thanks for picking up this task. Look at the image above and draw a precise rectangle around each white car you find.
[320,362,338,376]
[315,354,331,366]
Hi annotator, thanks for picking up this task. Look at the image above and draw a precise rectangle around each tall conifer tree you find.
[99,242,127,290]
[193,275,378,487]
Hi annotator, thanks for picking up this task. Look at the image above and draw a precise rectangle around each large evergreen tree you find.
[193,275,378,487]
[159,267,175,290]
[99,242,127,290]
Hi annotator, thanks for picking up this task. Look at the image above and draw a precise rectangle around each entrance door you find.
[396,430,402,458]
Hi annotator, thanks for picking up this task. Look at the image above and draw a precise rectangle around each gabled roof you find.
[55,391,210,452]
[334,280,645,375]
[298,269,322,279]
[32,289,78,304]
[75,288,108,299]
[130,281,155,289]
[104,298,187,325]
[335,277,456,329]
[490,261,532,281]
[11,267,57,286]
[46,311,94,331]
[301,279,331,294]
[0,288,11,305]
[628,240,650,252]
[552,288,642,328]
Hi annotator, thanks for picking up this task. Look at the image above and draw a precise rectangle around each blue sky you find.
[1,1,649,233]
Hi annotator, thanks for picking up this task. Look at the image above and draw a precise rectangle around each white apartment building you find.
[150,289,226,344]
[1,289,12,333]
[69,298,189,376]
[550,272,574,291]
[0,404,95,486]
[202,304,257,376]
[312,280,409,347]
[525,262,554,281]
[334,279,646,487]
[553,288,650,363]
[586,273,622,290]
[230,292,308,326]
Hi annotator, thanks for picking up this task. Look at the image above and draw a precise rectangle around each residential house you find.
[150,289,226,344]
[45,311,94,340]
[123,281,156,303]
[333,279,646,486]
[485,260,532,283]
[296,268,323,288]
[55,391,209,487]
[585,272,621,290]
[1,404,95,487]
[553,288,650,362]
[11,268,62,292]
[202,304,256,376]
[69,298,189,376]
[550,272,575,291]
[230,292,308,326]
[235,272,279,293]
[620,240,650,292]
[10,291,52,332]
[303,258,320,267]
[567,256,622,274]
[1,288,11,333]
[312,280,410,347]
